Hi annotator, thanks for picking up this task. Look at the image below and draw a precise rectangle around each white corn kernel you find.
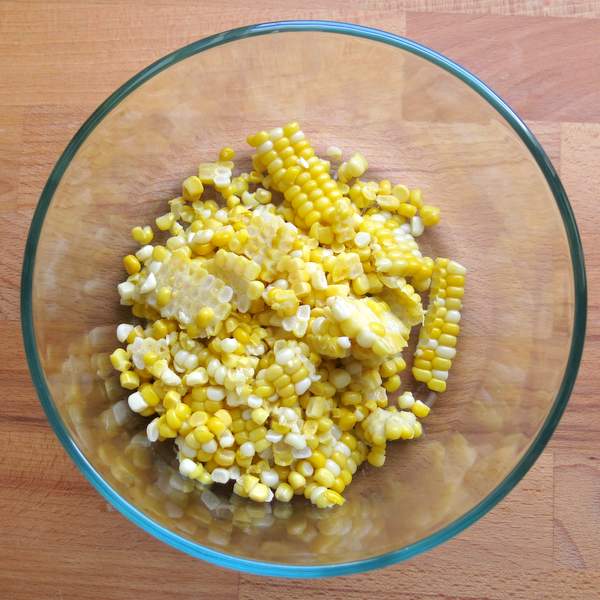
[220,338,239,353]
[161,368,181,386]
[117,281,135,300]
[201,439,218,454]
[446,310,461,323]
[128,391,148,413]
[135,245,153,261]
[354,232,371,248]
[294,378,312,395]
[116,323,134,343]
[284,432,306,450]
[211,468,230,484]
[239,442,256,457]
[186,368,208,386]
[179,458,197,477]
[146,418,159,442]
[207,386,226,401]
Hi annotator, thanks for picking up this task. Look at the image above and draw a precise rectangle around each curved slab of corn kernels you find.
[412,258,466,393]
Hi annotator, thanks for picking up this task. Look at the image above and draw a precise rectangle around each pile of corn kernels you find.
[111,122,466,508]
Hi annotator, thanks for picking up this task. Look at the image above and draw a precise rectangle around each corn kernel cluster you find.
[111,122,466,508]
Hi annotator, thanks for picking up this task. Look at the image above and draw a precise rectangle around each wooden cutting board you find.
[1,2,598,598]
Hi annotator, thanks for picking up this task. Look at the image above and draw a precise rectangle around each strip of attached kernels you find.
[117,248,234,338]
[208,249,264,313]
[241,206,299,282]
[412,258,466,393]
[248,124,360,244]
[328,296,409,357]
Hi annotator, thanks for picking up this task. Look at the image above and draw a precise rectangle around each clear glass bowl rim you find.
[20,20,587,578]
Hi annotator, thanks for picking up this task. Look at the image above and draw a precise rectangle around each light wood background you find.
[1,1,599,598]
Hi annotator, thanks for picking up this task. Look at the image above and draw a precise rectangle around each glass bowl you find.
[21,21,586,577]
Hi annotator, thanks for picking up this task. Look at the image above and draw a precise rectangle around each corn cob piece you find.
[305,308,352,359]
[118,249,233,337]
[412,258,466,392]
[240,206,298,282]
[247,123,361,244]
[208,249,263,313]
[360,407,422,447]
[379,280,424,327]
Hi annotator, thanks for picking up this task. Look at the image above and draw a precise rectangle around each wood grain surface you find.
[1,2,599,598]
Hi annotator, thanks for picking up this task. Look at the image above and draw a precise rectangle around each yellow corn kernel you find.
[182,176,204,202]
[412,400,430,418]
[110,348,130,372]
[248,426,267,442]
[420,204,440,227]
[392,184,410,202]
[420,349,435,361]
[194,426,214,443]
[143,352,158,367]
[196,306,215,328]
[438,333,457,347]
[158,421,177,439]
[309,451,327,469]
[379,359,398,378]
[219,147,235,161]
[214,448,236,467]
[248,482,270,503]
[123,254,141,275]
[351,274,370,296]
[152,286,171,307]
[314,468,335,488]
[189,411,208,427]
[163,390,181,410]
[204,399,223,413]
[151,319,168,339]
[119,370,139,390]
[288,471,306,490]
[255,385,274,398]
[409,188,423,207]
[175,403,191,420]
[140,384,160,407]
[251,408,269,425]
[413,358,431,370]
[445,298,462,310]
[212,228,233,247]
[153,245,169,261]
[384,375,401,392]
[397,202,418,218]
[338,411,357,431]
[367,447,386,467]
[155,213,175,231]
[247,281,265,300]
[214,409,232,427]
[131,225,154,245]
[412,368,432,382]
[340,433,357,451]
[432,357,452,370]
[428,378,446,393]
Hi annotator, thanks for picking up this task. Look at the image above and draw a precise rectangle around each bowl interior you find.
[26,26,579,573]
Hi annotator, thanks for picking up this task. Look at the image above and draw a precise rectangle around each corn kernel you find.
[182,176,204,202]
[119,371,139,390]
[123,254,141,275]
